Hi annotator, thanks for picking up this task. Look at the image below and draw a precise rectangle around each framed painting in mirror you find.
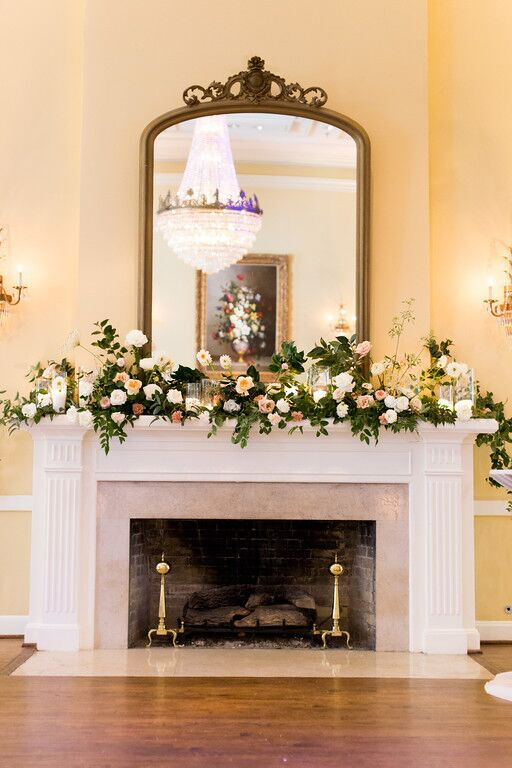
[196,253,290,372]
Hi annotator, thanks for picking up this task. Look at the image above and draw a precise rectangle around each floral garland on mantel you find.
[1,301,511,495]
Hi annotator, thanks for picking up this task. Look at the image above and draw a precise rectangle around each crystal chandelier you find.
[157,115,263,274]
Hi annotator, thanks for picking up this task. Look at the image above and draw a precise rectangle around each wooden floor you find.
[1,640,511,767]
[472,642,512,676]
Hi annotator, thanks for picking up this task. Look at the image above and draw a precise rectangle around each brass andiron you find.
[147,554,184,648]
[313,554,352,649]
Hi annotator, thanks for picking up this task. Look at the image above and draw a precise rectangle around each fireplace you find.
[128,519,376,648]
[24,417,493,653]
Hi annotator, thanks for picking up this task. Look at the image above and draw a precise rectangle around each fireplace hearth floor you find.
[12,650,491,679]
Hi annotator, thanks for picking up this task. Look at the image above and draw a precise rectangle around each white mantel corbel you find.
[24,416,497,653]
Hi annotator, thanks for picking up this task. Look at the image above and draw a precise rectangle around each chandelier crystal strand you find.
[157,115,262,274]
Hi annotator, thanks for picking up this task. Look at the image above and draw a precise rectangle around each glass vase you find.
[308,365,331,403]
[455,368,475,406]
[438,383,453,410]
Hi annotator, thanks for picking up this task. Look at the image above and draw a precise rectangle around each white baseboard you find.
[474,500,510,516]
[0,495,33,511]
[0,615,28,635]
[477,621,512,642]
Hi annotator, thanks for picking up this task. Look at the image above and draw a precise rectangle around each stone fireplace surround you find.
[24,416,497,654]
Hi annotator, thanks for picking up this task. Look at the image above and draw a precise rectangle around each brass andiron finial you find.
[147,554,184,648]
[313,553,352,649]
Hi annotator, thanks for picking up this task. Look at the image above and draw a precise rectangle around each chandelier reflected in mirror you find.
[157,115,263,274]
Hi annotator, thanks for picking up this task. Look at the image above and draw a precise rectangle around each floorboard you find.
[0,676,511,768]
[472,642,512,675]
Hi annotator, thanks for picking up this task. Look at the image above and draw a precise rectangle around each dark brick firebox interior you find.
[129,519,376,648]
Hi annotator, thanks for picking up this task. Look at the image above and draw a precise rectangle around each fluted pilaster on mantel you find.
[23,417,497,653]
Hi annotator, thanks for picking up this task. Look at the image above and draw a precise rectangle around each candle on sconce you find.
[17,264,23,288]
[487,276,494,300]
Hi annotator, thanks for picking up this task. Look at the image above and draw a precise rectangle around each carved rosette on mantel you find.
[23,417,497,654]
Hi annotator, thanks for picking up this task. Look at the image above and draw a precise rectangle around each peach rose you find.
[253,394,264,403]
[379,413,388,425]
[375,390,387,401]
[356,394,374,409]
[132,403,145,416]
[100,396,111,409]
[291,411,304,422]
[171,410,183,423]
[115,371,129,384]
[355,341,371,357]
[125,378,142,395]
[258,397,275,414]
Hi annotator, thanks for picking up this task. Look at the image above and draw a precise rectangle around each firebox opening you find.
[129,519,376,648]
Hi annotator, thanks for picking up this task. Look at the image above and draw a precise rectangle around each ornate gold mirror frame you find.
[139,56,371,344]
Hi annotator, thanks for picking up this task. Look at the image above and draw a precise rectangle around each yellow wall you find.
[475,516,512,622]
[0,511,31,615]
[429,0,512,619]
[0,0,510,621]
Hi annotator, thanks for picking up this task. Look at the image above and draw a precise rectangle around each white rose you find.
[332,387,345,402]
[276,399,290,414]
[410,396,422,412]
[455,399,473,421]
[371,361,386,376]
[37,393,52,408]
[139,357,155,371]
[268,412,282,426]
[79,380,93,403]
[166,389,183,405]
[66,405,78,424]
[21,403,37,419]
[437,355,448,369]
[384,395,396,409]
[313,390,327,403]
[284,385,298,397]
[125,329,148,348]
[111,412,126,425]
[400,386,415,399]
[223,399,241,413]
[385,409,398,424]
[394,396,409,413]
[332,372,354,392]
[219,355,232,370]
[116,357,125,368]
[143,384,162,401]
[78,410,93,428]
[110,389,128,406]
[336,402,349,418]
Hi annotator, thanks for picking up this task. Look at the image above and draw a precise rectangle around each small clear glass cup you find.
[455,368,474,405]
[201,378,219,408]
[438,383,453,410]
[308,365,331,402]
[51,367,68,413]
[36,378,51,408]
[185,383,201,412]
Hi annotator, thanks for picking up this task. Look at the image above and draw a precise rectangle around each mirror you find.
[139,58,370,374]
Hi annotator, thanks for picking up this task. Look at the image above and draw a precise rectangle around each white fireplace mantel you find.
[24,416,497,654]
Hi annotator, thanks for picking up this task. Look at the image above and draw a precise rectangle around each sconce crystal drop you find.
[157,115,263,274]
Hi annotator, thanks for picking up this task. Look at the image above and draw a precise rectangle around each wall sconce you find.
[484,246,512,339]
[0,227,28,326]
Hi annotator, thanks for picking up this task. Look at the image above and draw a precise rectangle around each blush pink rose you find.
[171,410,183,423]
[291,411,304,422]
[115,371,129,384]
[356,394,374,409]
[375,390,387,401]
[258,397,275,414]
[132,403,145,416]
[100,396,111,409]
[379,413,388,425]
[355,341,372,357]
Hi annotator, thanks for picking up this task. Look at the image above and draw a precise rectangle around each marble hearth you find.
[24,416,497,653]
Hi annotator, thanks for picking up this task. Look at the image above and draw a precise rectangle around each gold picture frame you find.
[196,253,291,377]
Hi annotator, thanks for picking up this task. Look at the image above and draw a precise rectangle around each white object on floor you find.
[485,671,512,701]
[12,648,492,679]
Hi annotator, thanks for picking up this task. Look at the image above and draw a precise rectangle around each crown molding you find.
[154,172,356,193]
